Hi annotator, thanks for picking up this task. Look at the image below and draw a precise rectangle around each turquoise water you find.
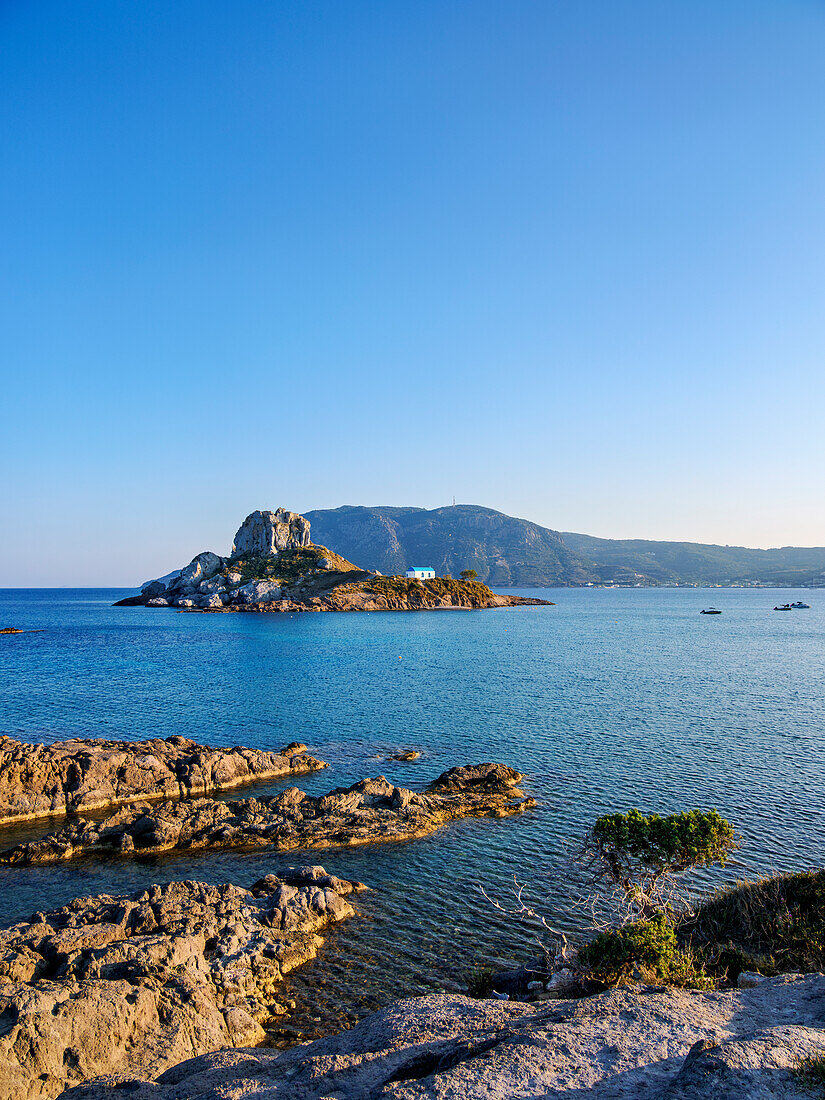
[1,587,824,1036]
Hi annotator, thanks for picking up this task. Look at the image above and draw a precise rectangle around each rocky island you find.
[0,736,325,825]
[115,508,552,613]
[0,763,534,865]
[0,868,363,1100]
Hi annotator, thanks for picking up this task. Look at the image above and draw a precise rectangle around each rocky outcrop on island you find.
[231,508,312,556]
[0,868,362,1100]
[0,737,326,825]
[115,508,553,613]
[63,975,825,1099]
[0,763,535,865]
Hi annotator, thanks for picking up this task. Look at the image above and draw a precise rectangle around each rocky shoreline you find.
[0,736,326,825]
[62,975,825,1099]
[178,587,551,613]
[0,763,535,865]
[0,868,363,1100]
[1,726,820,1098]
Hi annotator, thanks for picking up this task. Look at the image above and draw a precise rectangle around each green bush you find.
[588,808,737,915]
[466,964,494,998]
[578,913,712,989]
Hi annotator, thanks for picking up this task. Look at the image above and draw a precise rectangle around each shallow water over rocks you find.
[1,586,824,1039]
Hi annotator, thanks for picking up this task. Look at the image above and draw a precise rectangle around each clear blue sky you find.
[2,1,824,585]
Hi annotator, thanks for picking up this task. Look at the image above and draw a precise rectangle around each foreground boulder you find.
[64,975,825,1099]
[0,737,326,825]
[0,764,535,865]
[0,869,362,1100]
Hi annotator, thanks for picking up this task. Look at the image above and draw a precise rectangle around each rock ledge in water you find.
[0,737,326,825]
[0,869,362,1100]
[66,974,825,1099]
[0,763,535,865]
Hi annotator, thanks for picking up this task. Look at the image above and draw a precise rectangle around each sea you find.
[1,586,823,1039]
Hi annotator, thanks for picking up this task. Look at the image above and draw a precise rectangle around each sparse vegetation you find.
[578,912,713,989]
[425,577,493,600]
[481,807,744,998]
[466,964,495,998]
[795,1053,825,1096]
[230,546,363,587]
[222,546,517,611]
[360,575,495,604]
[576,865,825,992]
[573,809,737,990]
[679,869,825,982]
[585,808,737,919]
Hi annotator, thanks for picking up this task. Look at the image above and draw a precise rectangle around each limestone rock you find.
[237,580,283,604]
[0,870,361,1100]
[0,736,326,825]
[197,594,225,609]
[545,968,579,998]
[175,597,196,608]
[738,970,765,989]
[0,763,534,864]
[171,552,224,593]
[146,598,168,607]
[140,580,167,598]
[140,570,181,596]
[232,510,312,558]
[198,575,228,595]
[63,975,825,1099]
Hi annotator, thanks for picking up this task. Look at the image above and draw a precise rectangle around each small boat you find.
[791,601,811,609]
[774,604,792,611]
[700,608,722,614]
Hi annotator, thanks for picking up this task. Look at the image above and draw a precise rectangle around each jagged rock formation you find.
[114,509,553,613]
[0,869,362,1100]
[64,975,825,1099]
[0,737,326,825]
[232,509,312,557]
[0,764,535,865]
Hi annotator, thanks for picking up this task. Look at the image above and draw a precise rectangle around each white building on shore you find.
[405,566,436,580]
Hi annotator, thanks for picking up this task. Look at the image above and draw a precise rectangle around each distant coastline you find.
[305,504,825,589]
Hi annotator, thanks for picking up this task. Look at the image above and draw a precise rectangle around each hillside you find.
[305,505,595,586]
[304,505,825,587]
[563,532,825,587]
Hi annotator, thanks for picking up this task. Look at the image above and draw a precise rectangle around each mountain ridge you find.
[305,505,825,587]
[305,505,594,587]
